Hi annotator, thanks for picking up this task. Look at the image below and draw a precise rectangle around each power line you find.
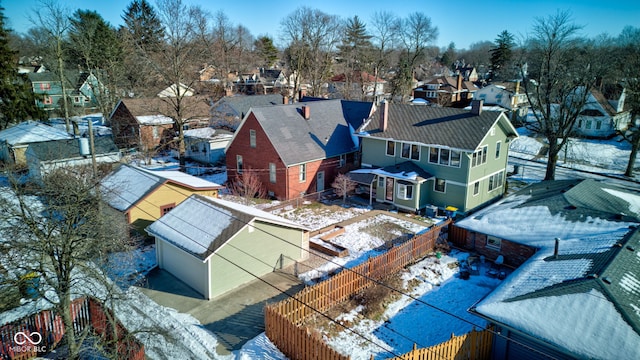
[117,179,560,360]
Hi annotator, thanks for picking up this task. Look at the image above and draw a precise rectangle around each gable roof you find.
[214,94,284,118]
[358,103,516,151]
[0,121,73,146]
[590,88,618,116]
[27,136,119,161]
[456,179,640,248]
[473,227,640,360]
[100,164,221,212]
[246,99,374,166]
[146,195,308,260]
[115,96,212,124]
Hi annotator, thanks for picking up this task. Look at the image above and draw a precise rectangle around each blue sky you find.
[3,0,639,49]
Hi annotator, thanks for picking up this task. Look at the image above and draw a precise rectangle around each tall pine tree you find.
[0,5,45,129]
[337,16,374,99]
[489,30,515,80]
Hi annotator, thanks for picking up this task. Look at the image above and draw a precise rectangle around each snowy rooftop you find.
[100,165,221,211]
[146,195,307,260]
[136,115,174,125]
[458,179,640,359]
[183,127,232,139]
[455,179,640,248]
[473,229,640,360]
[0,121,73,145]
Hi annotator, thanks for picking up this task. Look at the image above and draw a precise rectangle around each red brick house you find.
[413,75,477,107]
[225,99,374,200]
[109,96,212,151]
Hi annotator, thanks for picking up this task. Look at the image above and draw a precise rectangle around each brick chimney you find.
[283,96,289,105]
[456,74,463,91]
[379,100,389,131]
[298,89,306,101]
[471,99,483,115]
[302,105,310,120]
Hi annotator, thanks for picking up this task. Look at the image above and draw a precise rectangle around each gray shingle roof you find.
[251,99,374,166]
[360,103,513,151]
[218,94,283,118]
[28,136,119,161]
[146,195,307,260]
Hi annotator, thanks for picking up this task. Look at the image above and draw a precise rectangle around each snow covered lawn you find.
[319,252,502,360]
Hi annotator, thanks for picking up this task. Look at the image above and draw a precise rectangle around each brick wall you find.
[226,113,358,200]
[464,231,536,267]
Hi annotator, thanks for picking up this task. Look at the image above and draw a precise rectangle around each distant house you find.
[473,82,529,123]
[328,71,386,102]
[100,164,222,236]
[146,195,309,299]
[184,127,233,165]
[157,83,195,98]
[573,87,631,138]
[0,121,73,167]
[453,66,478,82]
[258,68,287,94]
[225,99,374,200]
[353,100,518,214]
[25,136,121,181]
[413,75,477,107]
[455,179,640,359]
[109,96,212,150]
[27,71,104,113]
[209,94,285,131]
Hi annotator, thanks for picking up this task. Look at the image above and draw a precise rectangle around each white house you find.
[146,196,309,300]
[473,82,528,122]
[573,88,631,138]
[184,127,233,165]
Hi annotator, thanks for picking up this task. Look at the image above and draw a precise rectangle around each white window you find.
[299,164,306,182]
[586,120,592,129]
[152,126,160,139]
[386,141,395,156]
[486,235,502,250]
[596,121,602,130]
[450,150,461,167]
[495,141,501,159]
[429,147,438,163]
[488,171,504,191]
[269,163,276,183]
[249,129,256,148]
[472,146,488,167]
[401,142,420,160]
[377,176,385,188]
[397,183,414,200]
[426,91,437,98]
[434,178,446,193]
[439,148,450,166]
[473,181,479,196]
[236,155,243,173]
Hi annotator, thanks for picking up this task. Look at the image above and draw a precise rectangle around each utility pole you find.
[87,118,97,177]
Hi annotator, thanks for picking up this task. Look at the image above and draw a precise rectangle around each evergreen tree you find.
[337,16,373,99]
[0,6,45,129]
[121,0,164,51]
[489,30,515,80]
[440,42,456,69]
[254,35,278,68]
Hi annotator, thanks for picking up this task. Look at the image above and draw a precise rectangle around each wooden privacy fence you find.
[0,297,144,360]
[265,219,452,360]
[394,327,493,360]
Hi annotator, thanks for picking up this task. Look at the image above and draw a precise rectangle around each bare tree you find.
[520,10,596,180]
[0,166,132,360]
[369,11,398,103]
[332,173,357,203]
[29,0,73,132]
[228,168,267,205]
[615,26,640,176]
[280,7,342,98]
[393,12,438,100]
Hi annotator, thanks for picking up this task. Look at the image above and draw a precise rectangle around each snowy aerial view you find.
[1,0,639,359]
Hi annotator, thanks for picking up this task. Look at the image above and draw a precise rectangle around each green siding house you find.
[354,100,518,214]
[146,195,309,300]
[27,72,104,114]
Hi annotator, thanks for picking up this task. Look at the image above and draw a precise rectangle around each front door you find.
[386,178,394,201]
[316,171,325,192]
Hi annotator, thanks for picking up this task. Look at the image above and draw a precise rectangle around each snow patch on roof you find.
[604,188,640,215]
[476,288,640,360]
[136,115,174,125]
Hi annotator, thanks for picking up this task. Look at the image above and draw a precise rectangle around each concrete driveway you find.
[138,267,305,355]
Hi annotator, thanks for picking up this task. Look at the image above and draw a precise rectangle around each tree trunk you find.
[545,137,559,180]
[625,136,640,177]
[60,296,80,360]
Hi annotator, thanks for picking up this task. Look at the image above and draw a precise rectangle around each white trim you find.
[385,140,396,157]
[434,178,446,193]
